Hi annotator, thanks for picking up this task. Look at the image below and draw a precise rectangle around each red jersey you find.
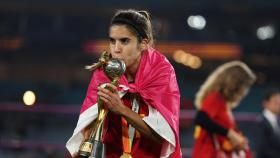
[192,91,236,158]
[103,93,162,158]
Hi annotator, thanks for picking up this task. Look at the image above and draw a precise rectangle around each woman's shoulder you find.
[201,91,227,112]
[205,91,225,102]
[147,48,173,67]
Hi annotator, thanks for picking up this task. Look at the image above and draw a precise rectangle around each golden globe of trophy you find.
[78,52,126,158]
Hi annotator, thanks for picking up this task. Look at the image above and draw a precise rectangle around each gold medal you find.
[120,152,133,158]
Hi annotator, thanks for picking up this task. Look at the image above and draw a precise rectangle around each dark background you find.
[0,0,279,157]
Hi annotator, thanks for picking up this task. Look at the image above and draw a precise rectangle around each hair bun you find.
[138,10,150,20]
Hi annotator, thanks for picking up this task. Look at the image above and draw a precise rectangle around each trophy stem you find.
[89,78,117,139]
[93,116,105,141]
[89,109,108,139]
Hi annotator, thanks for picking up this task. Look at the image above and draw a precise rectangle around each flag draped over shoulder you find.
[79,48,181,158]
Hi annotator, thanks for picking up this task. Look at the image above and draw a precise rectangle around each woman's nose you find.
[113,42,121,52]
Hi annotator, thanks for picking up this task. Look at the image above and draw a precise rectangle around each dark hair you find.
[110,9,154,45]
[263,88,280,101]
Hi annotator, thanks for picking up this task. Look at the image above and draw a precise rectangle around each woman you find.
[66,9,181,158]
[192,61,256,158]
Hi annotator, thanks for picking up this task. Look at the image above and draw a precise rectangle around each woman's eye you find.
[109,38,115,44]
[120,38,130,44]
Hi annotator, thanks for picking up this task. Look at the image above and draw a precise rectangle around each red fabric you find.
[192,92,235,158]
[104,93,162,158]
[80,48,181,158]
[201,92,236,130]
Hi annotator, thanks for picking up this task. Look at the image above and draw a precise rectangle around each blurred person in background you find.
[257,88,280,158]
[192,61,256,158]
[66,9,181,158]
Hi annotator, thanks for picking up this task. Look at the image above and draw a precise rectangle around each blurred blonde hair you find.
[194,60,256,109]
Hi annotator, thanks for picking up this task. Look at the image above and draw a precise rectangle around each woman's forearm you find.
[121,106,163,143]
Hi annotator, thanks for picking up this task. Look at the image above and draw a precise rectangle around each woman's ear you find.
[140,39,149,51]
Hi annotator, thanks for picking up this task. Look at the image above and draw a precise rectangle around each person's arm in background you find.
[195,110,248,150]
[195,111,228,135]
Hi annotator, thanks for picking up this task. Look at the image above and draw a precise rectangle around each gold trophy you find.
[78,52,126,158]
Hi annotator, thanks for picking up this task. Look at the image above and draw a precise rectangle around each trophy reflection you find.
[78,53,126,158]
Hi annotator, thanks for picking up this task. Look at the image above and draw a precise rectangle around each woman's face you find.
[109,25,143,69]
[232,84,249,101]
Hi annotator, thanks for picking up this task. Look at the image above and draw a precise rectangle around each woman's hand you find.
[72,152,79,158]
[97,83,127,115]
[98,83,163,143]
[227,129,248,150]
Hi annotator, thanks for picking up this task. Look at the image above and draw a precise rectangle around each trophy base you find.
[90,140,106,158]
[78,139,93,157]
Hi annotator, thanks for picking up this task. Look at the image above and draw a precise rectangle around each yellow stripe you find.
[194,125,201,139]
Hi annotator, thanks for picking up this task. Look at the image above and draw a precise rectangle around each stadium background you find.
[0,0,280,157]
